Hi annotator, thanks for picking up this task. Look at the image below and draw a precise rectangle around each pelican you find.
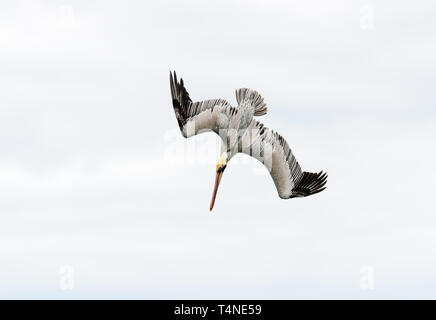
[170,71,327,211]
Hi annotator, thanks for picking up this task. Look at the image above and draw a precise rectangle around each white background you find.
[0,0,435,299]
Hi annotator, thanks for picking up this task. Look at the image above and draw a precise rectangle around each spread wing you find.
[238,120,327,199]
[170,71,236,138]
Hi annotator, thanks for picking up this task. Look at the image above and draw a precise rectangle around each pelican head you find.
[210,152,228,211]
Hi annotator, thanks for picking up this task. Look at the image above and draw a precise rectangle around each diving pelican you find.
[170,71,327,211]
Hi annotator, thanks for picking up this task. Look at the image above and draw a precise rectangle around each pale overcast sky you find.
[0,0,435,299]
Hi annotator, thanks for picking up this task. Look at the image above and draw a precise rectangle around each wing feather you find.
[170,71,235,137]
[238,120,327,199]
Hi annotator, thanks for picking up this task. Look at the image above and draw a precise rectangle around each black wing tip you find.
[169,70,192,130]
[291,170,328,198]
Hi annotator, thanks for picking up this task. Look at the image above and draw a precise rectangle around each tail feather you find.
[235,88,267,116]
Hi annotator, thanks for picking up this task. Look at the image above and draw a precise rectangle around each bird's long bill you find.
[209,170,224,211]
